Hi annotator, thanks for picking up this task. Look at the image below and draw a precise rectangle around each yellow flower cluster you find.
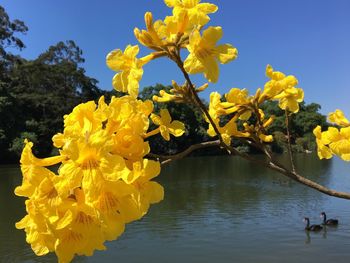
[314,109,350,161]
[15,96,185,262]
[261,65,304,113]
[153,80,209,103]
[107,0,238,99]
[206,65,304,145]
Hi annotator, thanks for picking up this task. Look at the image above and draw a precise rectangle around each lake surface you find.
[1,154,350,262]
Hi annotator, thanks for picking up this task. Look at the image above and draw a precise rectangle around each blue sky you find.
[3,0,350,115]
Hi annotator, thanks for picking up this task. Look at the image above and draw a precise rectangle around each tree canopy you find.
[0,5,103,162]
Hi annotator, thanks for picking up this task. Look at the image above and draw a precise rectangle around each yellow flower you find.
[184,26,238,83]
[259,133,273,143]
[225,88,250,106]
[153,81,208,103]
[162,11,191,40]
[15,140,64,198]
[130,159,164,214]
[328,109,350,127]
[111,127,150,161]
[261,65,304,112]
[207,91,223,124]
[134,12,164,49]
[220,117,250,145]
[324,127,350,161]
[265,64,286,81]
[206,90,274,144]
[313,125,350,160]
[222,88,252,120]
[15,200,56,257]
[104,96,152,136]
[273,87,304,113]
[206,92,251,143]
[106,45,153,97]
[54,189,107,263]
[153,89,178,103]
[150,109,185,141]
[261,65,298,99]
[164,0,218,27]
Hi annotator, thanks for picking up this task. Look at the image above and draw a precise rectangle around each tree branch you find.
[224,144,350,199]
[162,44,350,200]
[170,52,231,152]
[151,139,350,200]
[147,140,220,165]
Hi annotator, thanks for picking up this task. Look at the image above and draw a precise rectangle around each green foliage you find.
[0,6,28,51]
[0,5,103,163]
[261,100,327,153]
[9,132,38,156]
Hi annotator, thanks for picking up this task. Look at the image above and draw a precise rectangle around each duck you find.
[304,217,323,231]
[320,212,339,226]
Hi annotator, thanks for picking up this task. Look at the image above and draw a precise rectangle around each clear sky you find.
[2,0,350,115]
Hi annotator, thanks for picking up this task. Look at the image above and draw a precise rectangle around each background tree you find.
[0,5,104,163]
[0,5,28,162]
[261,100,328,153]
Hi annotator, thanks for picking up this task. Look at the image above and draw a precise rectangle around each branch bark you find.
[149,140,221,165]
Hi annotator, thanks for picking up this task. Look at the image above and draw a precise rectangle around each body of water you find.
[1,154,350,262]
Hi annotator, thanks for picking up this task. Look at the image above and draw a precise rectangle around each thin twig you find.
[153,140,221,165]
[285,110,296,172]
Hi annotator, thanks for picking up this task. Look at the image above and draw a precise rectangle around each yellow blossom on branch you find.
[222,88,252,120]
[162,10,191,41]
[261,65,304,113]
[106,45,153,98]
[273,87,304,113]
[313,124,350,161]
[328,109,350,127]
[164,0,218,27]
[206,88,275,145]
[184,26,238,83]
[153,81,208,103]
[150,109,185,141]
[324,127,350,161]
[134,12,165,49]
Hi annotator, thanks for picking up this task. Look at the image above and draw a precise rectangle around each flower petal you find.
[216,44,238,64]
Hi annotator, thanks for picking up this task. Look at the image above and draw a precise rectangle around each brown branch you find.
[150,139,350,200]
[266,159,350,200]
[147,140,220,165]
[170,52,230,152]
[226,144,350,200]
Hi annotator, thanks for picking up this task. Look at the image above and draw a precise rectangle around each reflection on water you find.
[1,154,350,262]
